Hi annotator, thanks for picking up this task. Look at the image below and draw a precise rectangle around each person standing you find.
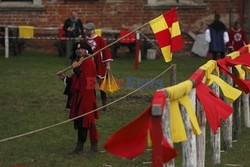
[57,41,99,155]
[63,11,84,62]
[228,21,249,52]
[85,22,113,111]
[205,14,229,60]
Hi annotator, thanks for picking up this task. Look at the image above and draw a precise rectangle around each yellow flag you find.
[19,26,34,38]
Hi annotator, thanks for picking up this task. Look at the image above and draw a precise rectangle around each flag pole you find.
[57,22,149,74]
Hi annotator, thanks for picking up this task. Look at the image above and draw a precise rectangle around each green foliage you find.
[0,51,248,167]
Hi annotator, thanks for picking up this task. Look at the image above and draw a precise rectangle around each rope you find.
[0,65,173,143]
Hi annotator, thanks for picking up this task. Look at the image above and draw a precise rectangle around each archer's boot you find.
[69,141,84,155]
[102,99,107,111]
[88,141,98,155]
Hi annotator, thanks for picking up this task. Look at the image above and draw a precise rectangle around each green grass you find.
[0,51,249,167]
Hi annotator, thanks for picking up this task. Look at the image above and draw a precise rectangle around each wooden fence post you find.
[151,90,167,167]
[243,68,250,128]
[151,104,163,167]
[181,89,197,167]
[162,64,176,167]
[5,26,9,59]
[196,95,206,167]
[233,96,241,138]
[221,71,233,150]
[170,64,176,86]
[232,67,241,139]
[163,100,175,167]
[210,80,221,164]
[136,32,141,63]
[163,100,174,167]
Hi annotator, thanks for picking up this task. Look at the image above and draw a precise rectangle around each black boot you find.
[69,141,84,155]
[88,141,98,155]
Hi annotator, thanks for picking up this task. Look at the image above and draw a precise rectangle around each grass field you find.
[0,51,249,167]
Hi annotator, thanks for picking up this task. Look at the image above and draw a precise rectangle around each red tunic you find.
[85,35,113,79]
[68,58,98,128]
[228,28,249,51]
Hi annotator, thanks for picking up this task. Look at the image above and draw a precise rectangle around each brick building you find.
[0,0,249,52]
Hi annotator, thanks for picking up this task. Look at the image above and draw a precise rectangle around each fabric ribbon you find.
[234,65,245,80]
[165,80,202,143]
[217,56,250,93]
[238,44,250,54]
[227,51,240,59]
[104,105,151,159]
[226,53,250,79]
[190,70,233,134]
[200,60,241,103]
[104,99,178,163]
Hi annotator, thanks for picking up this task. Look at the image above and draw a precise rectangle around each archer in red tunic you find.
[57,41,99,155]
[85,22,113,110]
[228,21,249,51]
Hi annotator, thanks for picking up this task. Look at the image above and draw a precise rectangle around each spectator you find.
[63,11,84,62]
[205,14,229,60]
[228,21,249,52]
[57,41,99,155]
[85,22,113,111]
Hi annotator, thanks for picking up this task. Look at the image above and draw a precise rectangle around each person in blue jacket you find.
[205,14,229,60]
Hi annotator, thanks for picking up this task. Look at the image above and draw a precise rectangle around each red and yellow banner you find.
[149,8,183,62]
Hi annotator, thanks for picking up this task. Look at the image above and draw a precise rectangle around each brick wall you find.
[0,0,241,52]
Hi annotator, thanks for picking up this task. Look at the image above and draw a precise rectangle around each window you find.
[147,0,206,9]
[0,0,43,10]
[1,0,33,1]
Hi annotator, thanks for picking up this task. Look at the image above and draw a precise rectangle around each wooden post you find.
[163,100,175,167]
[136,32,141,63]
[134,32,141,70]
[232,67,241,139]
[162,64,176,167]
[210,80,221,164]
[221,71,233,150]
[233,96,241,139]
[5,26,9,59]
[191,70,206,167]
[243,69,250,128]
[170,64,176,86]
[151,91,166,167]
[181,89,197,167]
[196,97,206,167]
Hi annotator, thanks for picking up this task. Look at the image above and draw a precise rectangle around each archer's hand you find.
[57,72,66,80]
[106,62,111,71]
